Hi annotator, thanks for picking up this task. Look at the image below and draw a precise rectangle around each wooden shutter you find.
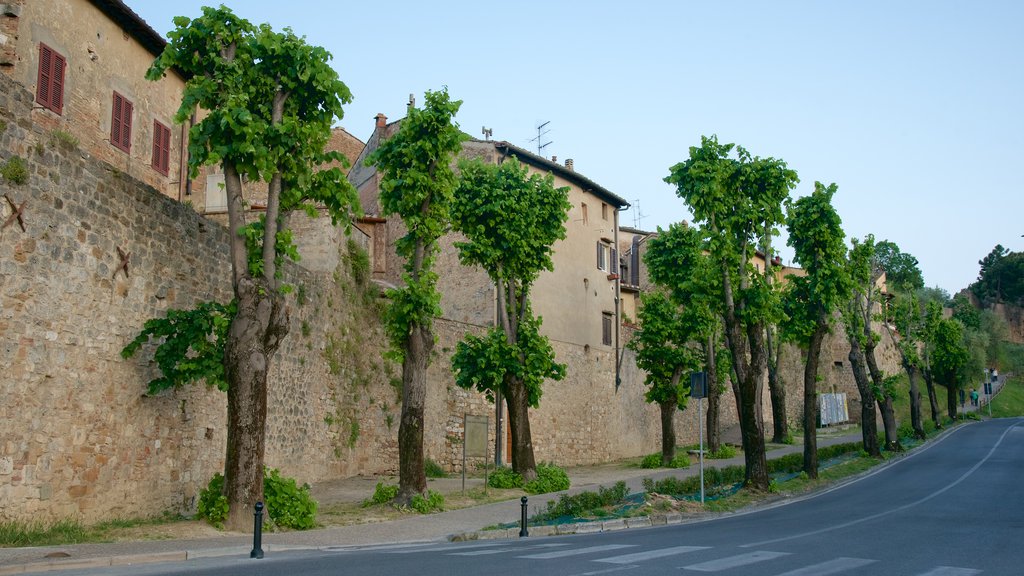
[152,120,170,175]
[611,248,618,274]
[111,92,133,153]
[36,44,65,114]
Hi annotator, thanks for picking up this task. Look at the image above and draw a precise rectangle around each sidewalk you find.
[0,431,864,575]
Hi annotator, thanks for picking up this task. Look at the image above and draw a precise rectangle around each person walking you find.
[970,388,979,407]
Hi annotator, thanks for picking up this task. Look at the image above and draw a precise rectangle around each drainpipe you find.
[613,207,621,390]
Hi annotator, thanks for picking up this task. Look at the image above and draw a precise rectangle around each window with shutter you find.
[111,92,133,153]
[602,313,613,346]
[36,44,66,115]
[152,120,171,175]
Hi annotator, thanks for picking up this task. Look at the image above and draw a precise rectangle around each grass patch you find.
[990,376,1024,418]
[0,512,188,548]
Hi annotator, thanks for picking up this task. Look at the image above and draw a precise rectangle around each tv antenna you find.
[529,121,553,156]
[482,126,493,141]
[632,198,649,229]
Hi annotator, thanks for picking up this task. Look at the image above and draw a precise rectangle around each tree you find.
[665,136,797,490]
[141,7,357,531]
[450,157,569,482]
[843,236,894,454]
[785,182,850,478]
[366,89,463,504]
[972,246,1024,307]
[930,318,970,419]
[627,292,698,465]
[874,240,924,292]
[640,222,723,460]
[887,291,928,439]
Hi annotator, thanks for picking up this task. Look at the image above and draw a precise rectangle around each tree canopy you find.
[874,240,924,292]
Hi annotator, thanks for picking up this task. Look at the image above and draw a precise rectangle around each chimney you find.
[565,158,574,171]
[551,155,557,163]
[375,113,387,129]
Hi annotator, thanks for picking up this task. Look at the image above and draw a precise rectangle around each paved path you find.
[0,430,869,574]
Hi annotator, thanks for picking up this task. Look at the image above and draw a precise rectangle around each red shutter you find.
[111,93,133,153]
[51,53,65,114]
[152,121,170,175]
[36,45,50,106]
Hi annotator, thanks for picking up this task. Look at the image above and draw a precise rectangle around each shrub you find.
[708,444,737,459]
[424,458,446,479]
[641,452,690,469]
[263,467,317,530]
[1,156,28,185]
[366,482,399,506]
[410,490,445,514]
[640,453,662,469]
[488,467,523,489]
[196,473,229,528]
[539,481,629,520]
[524,463,570,494]
[49,129,79,150]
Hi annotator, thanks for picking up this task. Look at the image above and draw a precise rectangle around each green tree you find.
[139,7,357,531]
[785,182,850,478]
[450,157,569,482]
[972,246,1024,307]
[366,89,463,504]
[930,318,970,419]
[665,136,797,490]
[640,222,724,458]
[845,236,902,452]
[627,292,698,465]
[874,240,924,292]
[887,291,929,439]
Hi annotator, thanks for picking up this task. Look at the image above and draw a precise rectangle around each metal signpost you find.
[690,371,707,504]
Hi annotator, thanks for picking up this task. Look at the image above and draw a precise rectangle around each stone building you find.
[0,0,212,204]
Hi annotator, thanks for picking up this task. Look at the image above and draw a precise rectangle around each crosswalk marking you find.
[915,568,981,576]
[519,544,637,559]
[450,543,571,556]
[593,545,709,564]
[386,542,512,553]
[772,557,877,575]
[683,550,790,572]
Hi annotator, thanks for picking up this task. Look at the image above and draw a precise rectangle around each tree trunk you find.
[396,323,431,504]
[848,338,880,457]
[907,366,926,439]
[802,320,827,479]
[923,371,942,428]
[507,376,537,482]
[223,277,288,532]
[769,339,788,443]
[704,336,721,454]
[946,383,959,420]
[659,399,677,466]
[728,319,769,490]
[865,342,902,452]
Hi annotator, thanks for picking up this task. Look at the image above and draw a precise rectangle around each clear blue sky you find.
[131,1,1023,295]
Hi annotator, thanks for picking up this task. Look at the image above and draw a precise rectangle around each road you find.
[60,418,1024,576]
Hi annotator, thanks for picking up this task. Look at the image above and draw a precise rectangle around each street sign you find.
[690,372,707,398]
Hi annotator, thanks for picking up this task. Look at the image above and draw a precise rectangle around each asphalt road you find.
[61,418,1024,576]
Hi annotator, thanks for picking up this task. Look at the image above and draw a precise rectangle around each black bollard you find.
[250,501,265,559]
[519,496,529,537]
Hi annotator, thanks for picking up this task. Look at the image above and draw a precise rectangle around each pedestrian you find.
[971,388,979,407]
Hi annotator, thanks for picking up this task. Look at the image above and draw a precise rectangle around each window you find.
[601,202,608,220]
[602,313,613,346]
[152,120,171,175]
[581,202,588,225]
[36,43,66,114]
[596,241,609,271]
[111,92,133,153]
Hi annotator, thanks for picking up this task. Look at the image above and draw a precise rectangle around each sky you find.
[129,0,1023,295]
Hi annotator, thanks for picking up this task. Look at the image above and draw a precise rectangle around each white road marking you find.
[914,568,981,576]
[450,543,571,556]
[593,545,709,564]
[519,544,637,559]
[772,557,876,575]
[683,550,790,571]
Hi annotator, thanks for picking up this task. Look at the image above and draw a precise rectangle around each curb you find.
[447,512,686,543]
[0,545,293,575]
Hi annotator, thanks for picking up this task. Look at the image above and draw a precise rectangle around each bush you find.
[424,458,446,479]
[538,481,629,521]
[524,463,570,494]
[1,156,28,185]
[708,444,737,459]
[641,452,690,469]
[410,490,445,513]
[263,467,317,530]
[365,482,399,506]
[196,473,229,528]
[196,469,318,530]
[488,467,523,489]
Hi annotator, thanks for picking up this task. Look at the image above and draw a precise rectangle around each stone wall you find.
[0,72,398,523]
